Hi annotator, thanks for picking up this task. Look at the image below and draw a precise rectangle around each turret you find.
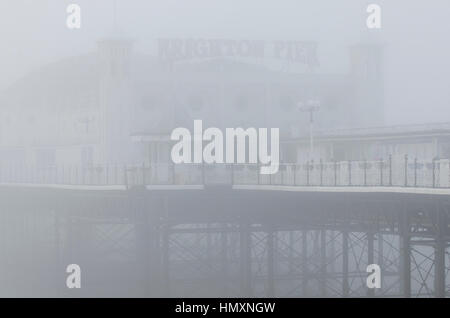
[97,37,134,164]
[349,40,384,127]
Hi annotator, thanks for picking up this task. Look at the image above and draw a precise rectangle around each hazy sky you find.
[0,0,449,125]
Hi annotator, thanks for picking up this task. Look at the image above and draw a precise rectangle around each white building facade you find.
[0,36,385,170]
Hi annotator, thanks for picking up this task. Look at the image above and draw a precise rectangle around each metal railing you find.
[0,156,448,188]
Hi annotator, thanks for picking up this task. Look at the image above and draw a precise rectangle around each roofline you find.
[284,122,450,144]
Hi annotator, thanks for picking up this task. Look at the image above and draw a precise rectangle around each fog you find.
[0,0,449,124]
[0,1,450,298]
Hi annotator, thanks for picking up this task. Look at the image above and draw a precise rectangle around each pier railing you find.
[0,156,448,188]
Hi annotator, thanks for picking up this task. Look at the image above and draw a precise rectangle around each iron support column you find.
[320,229,327,297]
[378,233,384,291]
[435,204,446,298]
[302,230,308,297]
[221,224,229,296]
[342,230,349,298]
[367,232,375,297]
[161,225,170,297]
[240,223,252,297]
[400,209,411,298]
[267,229,275,297]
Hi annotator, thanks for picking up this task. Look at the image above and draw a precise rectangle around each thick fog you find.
[1,0,450,299]
[0,0,449,124]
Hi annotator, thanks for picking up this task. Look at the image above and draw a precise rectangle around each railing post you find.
[90,166,94,185]
[171,163,175,185]
[320,159,323,186]
[123,165,128,189]
[269,165,272,185]
[257,163,261,185]
[334,160,337,186]
[437,159,440,188]
[414,158,417,187]
[202,163,205,185]
[293,164,296,186]
[363,159,367,186]
[404,154,408,187]
[142,162,146,186]
[231,164,235,185]
[389,154,392,186]
[306,161,310,186]
[348,161,351,186]
[380,158,383,186]
[432,158,436,188]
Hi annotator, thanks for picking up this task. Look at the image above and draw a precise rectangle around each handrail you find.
[0,158,448,189]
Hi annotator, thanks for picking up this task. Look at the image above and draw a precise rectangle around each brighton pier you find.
[0,158,449,298]
[0,31,444,297]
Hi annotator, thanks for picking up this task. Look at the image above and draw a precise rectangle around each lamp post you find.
[298,100,320,160]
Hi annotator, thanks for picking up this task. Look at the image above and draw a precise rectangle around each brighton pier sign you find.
[158,38,319,66]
